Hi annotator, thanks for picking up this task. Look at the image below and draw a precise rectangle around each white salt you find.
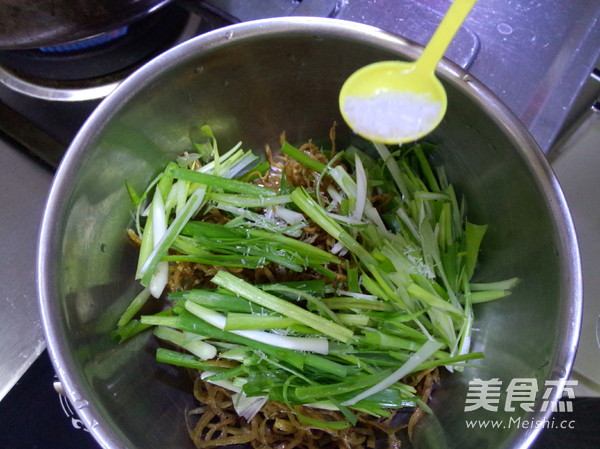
[342,91,442,143]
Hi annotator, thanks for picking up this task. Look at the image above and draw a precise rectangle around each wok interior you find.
[42,21,577,449]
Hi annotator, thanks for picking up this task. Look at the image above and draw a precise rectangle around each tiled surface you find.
[551,119,600,397]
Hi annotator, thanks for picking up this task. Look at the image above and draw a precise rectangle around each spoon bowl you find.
[339,61,447,144]
[340,0,477,144]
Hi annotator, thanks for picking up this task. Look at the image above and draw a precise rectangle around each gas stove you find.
[0,3,208,166]
[1,1,599,448]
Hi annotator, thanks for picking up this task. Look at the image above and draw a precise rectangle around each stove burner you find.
[39,27,129,53]
[0,5,202,101]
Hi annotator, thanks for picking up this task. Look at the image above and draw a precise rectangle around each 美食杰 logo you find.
[463,378,577,430]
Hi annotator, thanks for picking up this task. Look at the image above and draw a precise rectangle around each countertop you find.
[0,140,53,400]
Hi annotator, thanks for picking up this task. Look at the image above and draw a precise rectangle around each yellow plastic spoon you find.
[339,0,477,144]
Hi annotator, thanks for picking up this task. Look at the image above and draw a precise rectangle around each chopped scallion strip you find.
[342,340,443,406]
[211,271,353,343]
[281,141,327,173]
[172,168,276,197]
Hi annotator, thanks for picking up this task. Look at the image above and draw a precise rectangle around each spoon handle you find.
[417,0,477,74]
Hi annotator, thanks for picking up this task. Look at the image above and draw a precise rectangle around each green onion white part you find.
[185,301,330,355]
[149,188,169,298]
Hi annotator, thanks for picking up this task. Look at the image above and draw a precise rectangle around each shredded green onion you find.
[117,126,517,430]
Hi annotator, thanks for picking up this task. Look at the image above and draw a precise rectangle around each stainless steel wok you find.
[38,17,582,449]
